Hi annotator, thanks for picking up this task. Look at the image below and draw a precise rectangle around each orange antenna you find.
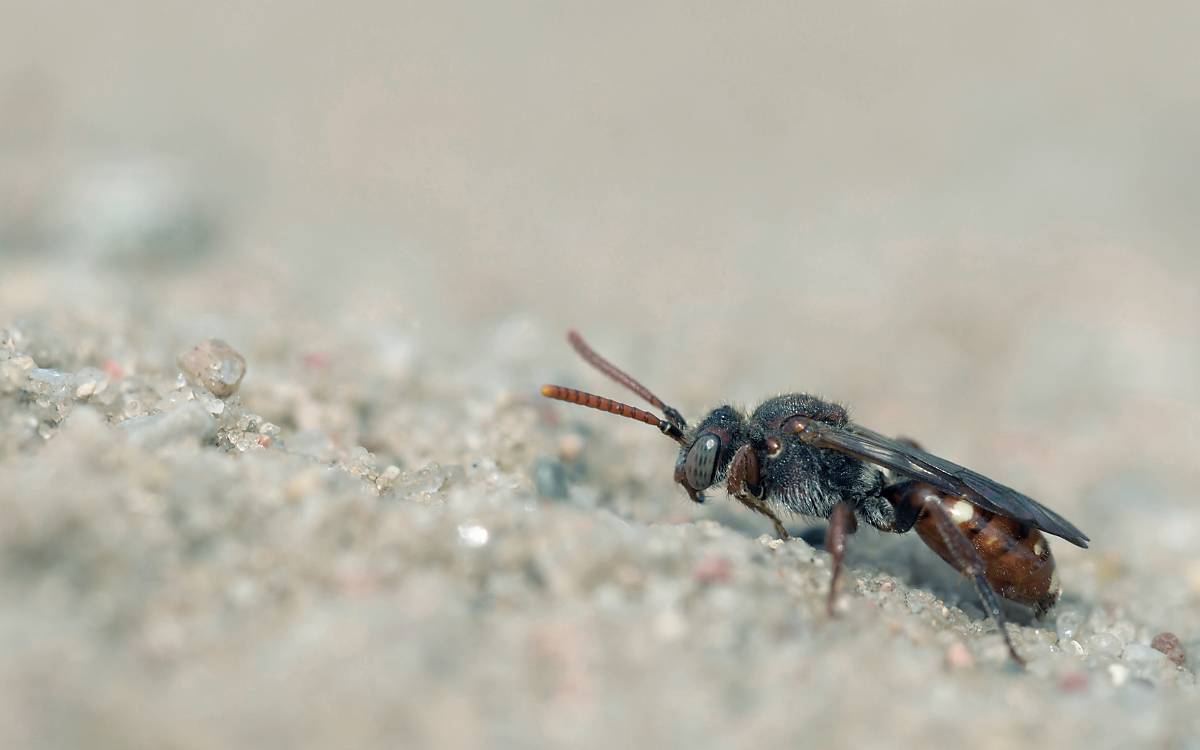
[541,384,685,442]
[566,331,686,430]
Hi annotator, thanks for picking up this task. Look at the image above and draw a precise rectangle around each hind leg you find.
[883,480,1032,662]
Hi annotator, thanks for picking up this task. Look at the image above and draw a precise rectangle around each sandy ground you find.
[2,3,1200,748]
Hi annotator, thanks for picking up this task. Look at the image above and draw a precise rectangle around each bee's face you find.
[674,406,746,494]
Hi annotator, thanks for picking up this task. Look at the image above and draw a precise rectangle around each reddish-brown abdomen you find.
[891,483,1060,615]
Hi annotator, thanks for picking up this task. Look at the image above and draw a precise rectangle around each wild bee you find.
[542,331,1089,664]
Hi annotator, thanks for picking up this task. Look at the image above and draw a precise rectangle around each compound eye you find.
[684,433,722,490]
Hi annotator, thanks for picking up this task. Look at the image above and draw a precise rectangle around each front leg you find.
[726,444,790,540]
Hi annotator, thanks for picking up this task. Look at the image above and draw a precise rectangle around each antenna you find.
[566,330,686,430]
[540,384,685,442]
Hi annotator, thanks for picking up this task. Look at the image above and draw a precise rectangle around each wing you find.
[792,418,1089,548]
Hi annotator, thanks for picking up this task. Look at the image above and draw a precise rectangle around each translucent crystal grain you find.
[1088,632,1124,658]
[0,354,35,392]
[457,523,490,548]
[1107,663,1131,687]
[346,446,377,478]
[375,465,402,493]
[177,338,246,398]
[72,367,108,399]
[200,393,225,416]
[118,400,217,446]
[28,367,69,392]
[1123,643,1167,665]
[395,463,454,501]
[123,398,143,418]
[1056,609,1086,644]
[905,590,927,614]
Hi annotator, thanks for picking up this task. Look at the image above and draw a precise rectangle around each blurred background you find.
[2,2,1199,748]
[5,0,1198,539]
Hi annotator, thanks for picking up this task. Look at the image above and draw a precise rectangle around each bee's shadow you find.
[706,503,1044,627]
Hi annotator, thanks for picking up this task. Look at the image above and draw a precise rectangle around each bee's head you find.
[673,406,747,499]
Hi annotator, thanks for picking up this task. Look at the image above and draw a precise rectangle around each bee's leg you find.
[726,444,790,540]
[883,481,1027,665]
[825,501,858,615]
[926,501,1025,665]
[857,494,902,533]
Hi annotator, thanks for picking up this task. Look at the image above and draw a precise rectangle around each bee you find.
[541,331,1089,664]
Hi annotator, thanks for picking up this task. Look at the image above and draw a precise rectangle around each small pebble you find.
[1151,632,1187,667]
[200,392,225,415]
[533,457,569,499]
[457,524,490,548]
[1123,643,1168,665]
[72,367,108,398]
[396,463,454,500]
[1058,671,1089,693]
[0,354,35,391]
[905,591,926,614]
[558,432,584,462]
[945,642,974,670]
[27,367,69,391]
[178,338,246,398]
[694,556,732,585]
[118,400,216,446]
[375,465,402,493]
[1108,663,1130,687]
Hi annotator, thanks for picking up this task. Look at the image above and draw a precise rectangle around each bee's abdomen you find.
[886,481,1060,615]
